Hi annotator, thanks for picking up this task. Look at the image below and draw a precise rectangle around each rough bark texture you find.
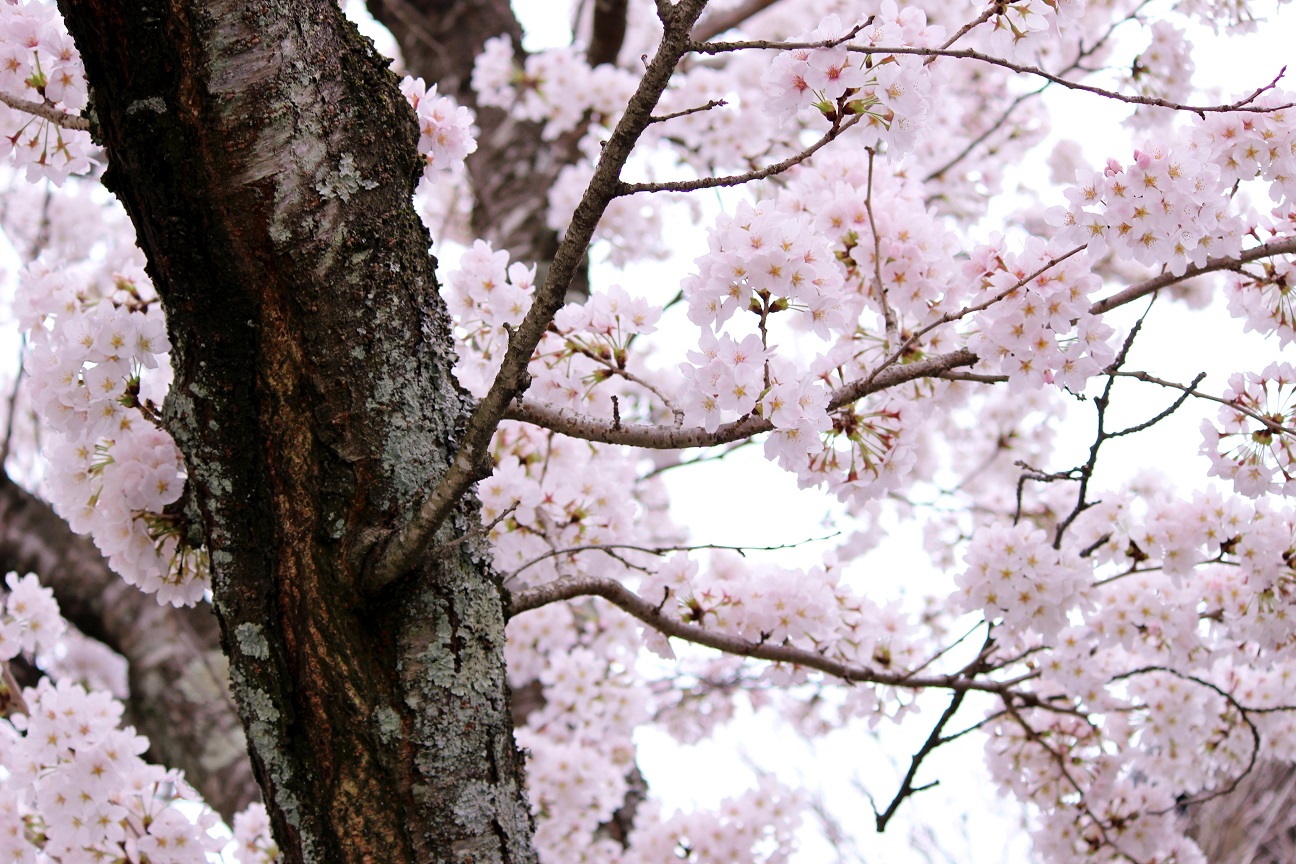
[1181,762,1296,863]
[0,473,256,821]
[55,1,534,862]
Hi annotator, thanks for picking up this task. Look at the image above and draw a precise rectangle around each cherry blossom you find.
[3,0,1296,862]
[0,573,230,863]
[1201,362,1296,497]
[401,76,478,176]
[0,0,92,183]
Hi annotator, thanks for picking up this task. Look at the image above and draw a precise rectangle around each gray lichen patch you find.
[126,96,167,115]
[235,622,271,659]
[452,780,497,828]
[242,684,282,723]
[316,152,378,202]
[374,704,402,746]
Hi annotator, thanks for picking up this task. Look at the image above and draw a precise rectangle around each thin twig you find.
[649,98,727,124]
[1106,372,1206,439]
[430,502,519,557]
[1047,307,1150,547]
[864,147,898,347]
[689,39,1290,116]
[638,439,756,480]
[939,7,996,50]
[1113,370,1296,436]
[873,690,965,831]
[0,345,25,473]
[505,532,840,582]
[564,337,682,414]
[616,113,862,194]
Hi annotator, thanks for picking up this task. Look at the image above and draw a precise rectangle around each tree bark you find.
[55,1,534,861]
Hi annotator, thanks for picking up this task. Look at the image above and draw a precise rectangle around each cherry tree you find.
[0,0,1294,861]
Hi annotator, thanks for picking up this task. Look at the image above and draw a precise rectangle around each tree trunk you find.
[55,1,535,861]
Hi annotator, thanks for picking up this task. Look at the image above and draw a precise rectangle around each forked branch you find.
[366,0,712,592]
[505,348,977,449]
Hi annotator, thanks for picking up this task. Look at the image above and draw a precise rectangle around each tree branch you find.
[504,349,977,449]
[690,0,781,43]
[617,112,862,194]
[368,0,712,591]
[873,690,965,831]
[1114,370,1296,435]
[587,0,629,67]
[690,39,1290,116]
[509,573,1046,698]
[1090,235,1296,314]
[0,91,91,131]
[504,534,838,583]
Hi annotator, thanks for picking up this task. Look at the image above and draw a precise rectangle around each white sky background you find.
[498,2,1296,862]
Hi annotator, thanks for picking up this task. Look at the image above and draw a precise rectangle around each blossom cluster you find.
[0,572,60,662]
[517,647,651,859]
[955,521,1089,642]
[982,0,1087,59]
[446,238,669,423]
[635,551,925,686]
[17,258,209,606]
[1200,361,1296,498]
[1125,21,1196,125]
[625,779,802,864]
[682,199,846,338]
[1223,237,1296,347]
[1191,88,1296,208]
[761,7,941,152]
[231,803,278,864]
[0,0,92,183]
[400,76,477,177]
[966,481,1296,862]
[1049,144,1248,275]
[471,35,637,140]
[0,573,227,864]
[484,423,653,589]
[444,239,537,397]
[986,708,1206,864]
[965,236,1117,392]
[1073,486,1296,654]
